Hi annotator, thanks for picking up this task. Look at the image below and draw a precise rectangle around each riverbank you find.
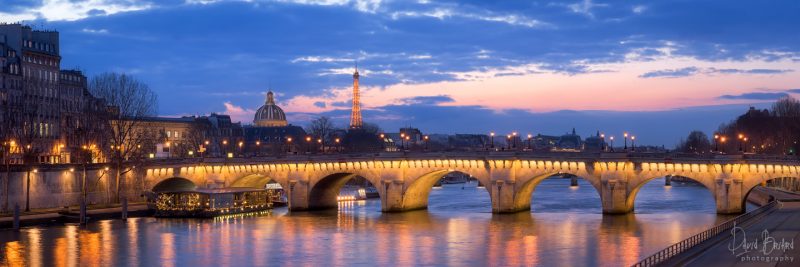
[0,203,151,229]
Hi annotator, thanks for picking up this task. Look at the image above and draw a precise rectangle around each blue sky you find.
[2,0,799,146]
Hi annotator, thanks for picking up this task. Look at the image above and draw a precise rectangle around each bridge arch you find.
[152,177,198,192]
[741,175,800,209]
[513,172,602,212]
[307,172,383,210]
[401,170,491,211]
[625,174,715,213]
[229,173,289,190]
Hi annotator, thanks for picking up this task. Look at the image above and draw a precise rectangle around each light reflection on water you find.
[0,178,743,266]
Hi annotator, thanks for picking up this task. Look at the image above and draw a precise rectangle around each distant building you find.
[557,128,583,150]
[244,90,305,154]
[583,130,605,151]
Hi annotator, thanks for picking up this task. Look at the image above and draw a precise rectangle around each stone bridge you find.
[140,152,800,214]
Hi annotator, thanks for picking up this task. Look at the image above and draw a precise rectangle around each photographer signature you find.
[728,223,794,256]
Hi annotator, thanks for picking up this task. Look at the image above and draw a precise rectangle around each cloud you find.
[785,89,800,93]
[389,7,547,28]
[632,5,647,14]
[708,68,793,75]
[0,0,154,23]
[81,28,109,34]
[639,67,700,78]
[567,0,607,19]
[313,101,327,108]
[291,56,353,63]
[222,101,256,123]
[717,92,790,100]
[641,67,793,78]
[399,95,454,105]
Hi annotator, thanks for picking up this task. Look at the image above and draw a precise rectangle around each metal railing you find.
[631,200,779,267]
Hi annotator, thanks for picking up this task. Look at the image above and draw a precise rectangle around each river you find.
[0,177,752,266]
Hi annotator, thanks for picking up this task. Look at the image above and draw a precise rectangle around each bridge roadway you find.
[139,151,800,214]
[5,151,800,213]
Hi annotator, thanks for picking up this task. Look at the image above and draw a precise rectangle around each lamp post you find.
[2,140,11,212]
[335,138,340,153]
[631,136,636,152]
[317,139,322,153]
[512,132,518,149]
[490,132,495,149]
[400,133,406,151]
[743,137,748,153]
[238,141,244,157]
[506,134,511,150]
[404,136,410,151]
[713,134,719,152]
[379,133,385,151]
[623,132,628,151]
[600,134,606,151]
[720,136,727,154]
[286,137,293,154]
[527,134,532,150]
[222,140,228,156]
[738,134,744,152]
[305,136,311,153]
[255,140,261,156]
[424,135,429,151]
[609,136,615,152]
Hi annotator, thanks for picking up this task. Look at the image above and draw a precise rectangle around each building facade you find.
[0,24,106,164]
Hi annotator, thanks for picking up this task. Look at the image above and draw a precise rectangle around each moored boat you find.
[147,188,274,218]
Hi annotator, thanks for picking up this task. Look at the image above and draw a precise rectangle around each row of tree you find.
[305,116,385,152]
[677,96,800,154]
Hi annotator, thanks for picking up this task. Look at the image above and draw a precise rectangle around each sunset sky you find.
[2,0,798,145]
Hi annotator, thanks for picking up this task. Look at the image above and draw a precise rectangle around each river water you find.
[0,177,752,266]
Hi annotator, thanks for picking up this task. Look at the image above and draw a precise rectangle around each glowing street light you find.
[623,132,629,150]
[490,132,495,149]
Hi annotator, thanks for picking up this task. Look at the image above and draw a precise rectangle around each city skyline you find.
[1,0,798,145]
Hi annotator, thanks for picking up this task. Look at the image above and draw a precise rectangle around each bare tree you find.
[89,73,158,203]
[306,116,339,152]
[677,130,711,153]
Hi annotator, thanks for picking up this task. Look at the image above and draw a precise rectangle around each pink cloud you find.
[222,101,256,124]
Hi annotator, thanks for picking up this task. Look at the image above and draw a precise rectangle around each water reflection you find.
[0,178,735,266]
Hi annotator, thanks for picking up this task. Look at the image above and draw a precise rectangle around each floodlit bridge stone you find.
[111,153,800,214]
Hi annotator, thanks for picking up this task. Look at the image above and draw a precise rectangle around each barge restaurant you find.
[146,177,274,217]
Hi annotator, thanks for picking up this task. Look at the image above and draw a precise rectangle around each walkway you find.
[660,188,800,267]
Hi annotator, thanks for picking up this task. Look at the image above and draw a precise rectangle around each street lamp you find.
[743,137,748,153]
[720,136,727,153]
[335,138,340,153]
[600,133,606,151]
[400,133,406,150]
[317,138,323,153]
[424,135,429,151]
[738,134,745,152]
[713,134,719,152]
[623,132,629,151]
[255,140,261,156]
[286,137,293,154]
[404,136,410,151]
[527,134,532,150]
[631,136,636,151]
[512,132,518,149]
[609,136,615,152]
[305,136,311,153]
[490,132,495,149]
[506,134,511,150]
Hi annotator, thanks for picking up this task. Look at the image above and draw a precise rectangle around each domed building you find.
[244,90,306,155]
[254,91,288,127]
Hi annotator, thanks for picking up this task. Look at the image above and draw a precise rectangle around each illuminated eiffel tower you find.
[349,62,363,129]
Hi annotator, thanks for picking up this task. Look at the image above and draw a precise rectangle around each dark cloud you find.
[313,101,326,108]
[787,89,800,93]
[710,68,792,74]
[717,92,789,100]
[400,95,455,105]
[639,67,699,78]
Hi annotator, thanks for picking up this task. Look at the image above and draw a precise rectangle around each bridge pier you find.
[492,180,527,213]
[381,180,408,212]
[287,180,310,211]
[715,178,745,214]
[601,179,634,214]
